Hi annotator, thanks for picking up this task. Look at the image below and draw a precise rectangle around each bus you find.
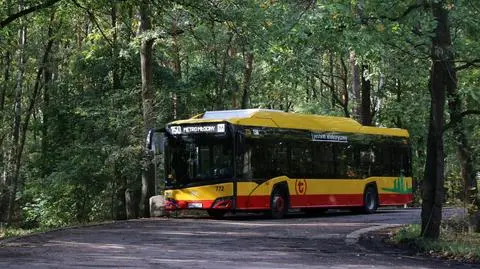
[148,109,413,218]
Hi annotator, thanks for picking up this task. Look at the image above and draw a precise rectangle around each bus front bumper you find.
[164,196,234,210]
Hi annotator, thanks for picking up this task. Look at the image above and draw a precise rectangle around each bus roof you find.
[169,109,409,137]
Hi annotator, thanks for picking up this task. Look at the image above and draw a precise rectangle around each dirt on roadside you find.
[359,228,480,266]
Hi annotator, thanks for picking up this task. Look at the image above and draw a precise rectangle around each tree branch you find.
[455,59,480,71]
[363,3,426,24]
[70,0,113,47]
[444,110,480,132]
[0,0,61,28]
[460,110,480,118]
[317,76,348,111]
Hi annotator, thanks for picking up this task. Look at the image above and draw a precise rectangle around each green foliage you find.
[0,225,48,240]
[393,220,480,262]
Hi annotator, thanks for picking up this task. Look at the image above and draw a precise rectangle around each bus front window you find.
[167,135,233,186]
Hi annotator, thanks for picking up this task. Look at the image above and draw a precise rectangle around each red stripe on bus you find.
[236,195,270,209]
[168,193,412,210]
[378,193,413,205]
[236,193,412,210]
[236,194,363,210]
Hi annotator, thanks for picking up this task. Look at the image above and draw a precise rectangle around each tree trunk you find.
[446,64,479,232]
[394,79,403,128]
[0,52,10,222]
[216,33,233,110]
[339,55,349,117]
[17,14,54,198]
[8,12,55,225]
[7,21,27,225]
[350,51,361,120]
[421,1,452,239]
[447,87,477,203]
[360,64,372,126]
[241,51,253,109]
[111,3,120,91]
[41,53,52,178]
[328,51,336,109]
[138,0,155,218]
[0,53,7,113]
[110,0,127,221]
[40,13,56,179]
[125,188,136,219]
[0,2,12,221]
[171,20,181,80]
[171,18,184,118]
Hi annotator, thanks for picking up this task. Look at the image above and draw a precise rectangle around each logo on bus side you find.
[295,179,307,195]
[381,175,412,194]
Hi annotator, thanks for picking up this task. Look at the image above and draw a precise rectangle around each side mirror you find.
[146,129,165,154]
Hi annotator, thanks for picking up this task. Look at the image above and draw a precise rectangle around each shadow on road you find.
[170,207,411,222]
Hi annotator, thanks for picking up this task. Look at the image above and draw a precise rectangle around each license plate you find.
[188,202,203,208]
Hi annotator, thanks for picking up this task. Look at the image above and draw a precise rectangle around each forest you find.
[0,0,479,240]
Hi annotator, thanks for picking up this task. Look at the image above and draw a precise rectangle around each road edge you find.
[345,223,402,245]
[0,220,122,246]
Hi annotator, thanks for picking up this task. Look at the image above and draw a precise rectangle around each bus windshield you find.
[166,134,233,187]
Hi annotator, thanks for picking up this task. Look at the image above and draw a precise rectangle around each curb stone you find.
[345,224,402,245]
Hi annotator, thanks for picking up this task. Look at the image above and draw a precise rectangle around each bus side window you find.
[391,145,402,176]
[235,133,252,179]
[392,144,411,177]
[273,141,289,177]
[344,144,359,178]
[248,139,275,180]
[359,145,375,178]
[380,144,393,176]
[313,142,334,178]
[291,142,312,178]
[237,149,252,179]
[333,143,346,178]
[402,146,411,176]
[371,145,384,176]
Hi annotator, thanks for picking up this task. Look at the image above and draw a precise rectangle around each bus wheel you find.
[362,186,378,214]
[270,188,288,219]
[207,210,226,219]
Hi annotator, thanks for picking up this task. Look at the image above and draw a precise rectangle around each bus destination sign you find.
[170,123,226,135]
[311,133,348,143]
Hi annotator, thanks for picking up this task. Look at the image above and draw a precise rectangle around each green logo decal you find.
[382,175,412,194]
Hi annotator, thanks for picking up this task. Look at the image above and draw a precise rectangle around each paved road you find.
[0,208,476,269]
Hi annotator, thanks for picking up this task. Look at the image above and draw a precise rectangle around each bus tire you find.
[270,187,288,219]
[207,210,226,219]
[362,186,378,214]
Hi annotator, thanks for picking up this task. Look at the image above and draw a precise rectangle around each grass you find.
[0,223,73,242]
[0,226,42,241]
[391,218,480,263]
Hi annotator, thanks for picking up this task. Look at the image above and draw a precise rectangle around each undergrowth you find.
[392,216,480,263]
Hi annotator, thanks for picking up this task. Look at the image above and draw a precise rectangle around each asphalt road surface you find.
[0,208,477,269]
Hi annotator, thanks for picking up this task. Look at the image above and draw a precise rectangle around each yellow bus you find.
[148,109,413,218]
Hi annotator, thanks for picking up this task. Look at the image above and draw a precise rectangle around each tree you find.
[138,0,155,218]
[421,0,453,239]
